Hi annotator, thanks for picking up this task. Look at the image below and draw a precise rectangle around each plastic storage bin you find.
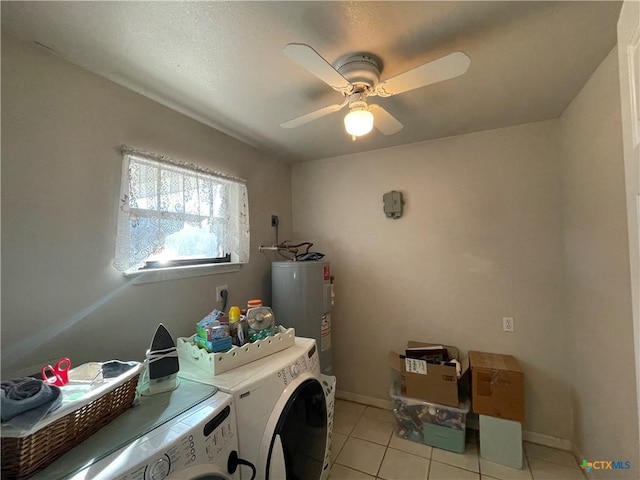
[391,383,470,453]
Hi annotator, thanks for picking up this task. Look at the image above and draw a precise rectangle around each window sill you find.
[125,262,243,285]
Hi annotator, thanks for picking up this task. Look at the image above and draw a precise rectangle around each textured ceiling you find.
[1,1,622,162]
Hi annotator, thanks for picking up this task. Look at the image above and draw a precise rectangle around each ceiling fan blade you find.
[370,105,403,135]
[283,43,352,92]
[375,52,471,97]
[280,100,347,129]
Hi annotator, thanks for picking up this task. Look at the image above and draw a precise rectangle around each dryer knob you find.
[291,364,300,377]
[149,455,170,480]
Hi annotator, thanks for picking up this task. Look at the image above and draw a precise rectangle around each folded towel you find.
[1,377,62,430]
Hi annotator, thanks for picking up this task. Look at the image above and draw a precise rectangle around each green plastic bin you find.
[424,423,467,453]
[391,383,470,453]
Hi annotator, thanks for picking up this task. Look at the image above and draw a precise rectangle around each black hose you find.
[220,288,229,313]
[228,450,257,480]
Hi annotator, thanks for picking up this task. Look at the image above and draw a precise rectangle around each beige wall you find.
[292,120,572,439]
[559,46,639,476]
[1,34,292,375]
[292,43,639,458]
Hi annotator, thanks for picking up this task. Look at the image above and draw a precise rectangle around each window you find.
[113,147,249,273]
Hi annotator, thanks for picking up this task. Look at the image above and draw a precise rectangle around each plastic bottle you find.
[229,306,241,322]
[247,299,262,311]
[237,319,248,345]
[228,306,243,346]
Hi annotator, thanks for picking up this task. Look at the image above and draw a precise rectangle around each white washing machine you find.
[30,379,245,480]
[179,337,331,480]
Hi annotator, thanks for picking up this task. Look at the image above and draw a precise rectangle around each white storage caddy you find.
[177,326,295,377]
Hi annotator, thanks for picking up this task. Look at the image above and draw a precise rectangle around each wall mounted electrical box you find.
[383,191,404,219]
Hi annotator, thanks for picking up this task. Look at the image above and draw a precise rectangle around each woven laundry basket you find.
[1,363,141,480]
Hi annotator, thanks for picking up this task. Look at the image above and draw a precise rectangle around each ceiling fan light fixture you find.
[282,44,470,140]
[344,107,374,137]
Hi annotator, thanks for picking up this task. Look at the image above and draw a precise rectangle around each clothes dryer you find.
[179,337,331,480]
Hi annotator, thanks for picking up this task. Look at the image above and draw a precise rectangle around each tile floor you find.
[329,399,586,480]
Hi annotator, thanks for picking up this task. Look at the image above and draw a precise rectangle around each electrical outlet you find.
[503,317,514,332]
[271,215,279,227]
[216,285,228,302]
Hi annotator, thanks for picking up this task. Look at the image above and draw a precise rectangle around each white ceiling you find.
[1,1,622,163]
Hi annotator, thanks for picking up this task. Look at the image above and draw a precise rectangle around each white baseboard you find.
[523,431,574,452]
[336,390,393,410]
[571,444,585,466]
[336,389,578,456]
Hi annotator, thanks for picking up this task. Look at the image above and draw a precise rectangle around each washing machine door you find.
[262,374,327,480]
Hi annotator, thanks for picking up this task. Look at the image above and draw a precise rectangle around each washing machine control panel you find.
[71,395,238,480]
[277,355,306,386]
[145,402,236,480]
[277,344,321,386]
[306,343,321,374]
[148,455,170,480]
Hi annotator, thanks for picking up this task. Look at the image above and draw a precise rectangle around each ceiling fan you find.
[280,43,471,140]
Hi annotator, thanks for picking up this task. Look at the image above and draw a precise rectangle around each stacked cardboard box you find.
[469,351,524,469]
[388,341,469,407]
[388,341,471,453]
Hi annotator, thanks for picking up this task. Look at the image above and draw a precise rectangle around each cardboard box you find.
[469,351,524,422]
[388,341,469,407]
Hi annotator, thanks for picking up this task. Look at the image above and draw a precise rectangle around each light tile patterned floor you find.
[329,399,586,480]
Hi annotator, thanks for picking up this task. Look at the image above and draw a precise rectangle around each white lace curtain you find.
[113,147,249,272]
